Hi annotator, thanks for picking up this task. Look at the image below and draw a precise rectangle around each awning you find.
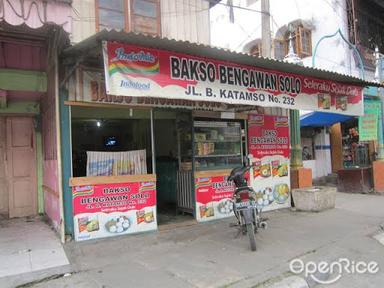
[62,31,383,115]
[300,111,354,127]
[63,31,382,88]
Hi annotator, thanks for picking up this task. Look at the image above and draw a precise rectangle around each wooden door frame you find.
[5,116,38,218]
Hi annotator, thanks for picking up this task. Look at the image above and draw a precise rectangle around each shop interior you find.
[71,107,153,177]
[341,119,372,168]
[71,106,247,225]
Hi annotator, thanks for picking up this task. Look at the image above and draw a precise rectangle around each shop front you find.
[61,32,371,241]
[337,98,382,192]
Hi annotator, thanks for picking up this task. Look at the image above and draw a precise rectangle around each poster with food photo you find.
[336,96,348,111]
[247,114,291,211]
[318,94,331,109]
[72,181,157,241]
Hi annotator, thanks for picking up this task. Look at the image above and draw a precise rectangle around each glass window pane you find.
[99,9,125,30]
[99,0,124,10]
[133,0,157,18]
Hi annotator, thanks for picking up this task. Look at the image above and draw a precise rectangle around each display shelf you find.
[193,120,243,171]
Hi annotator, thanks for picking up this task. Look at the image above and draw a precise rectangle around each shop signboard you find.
[247,114,291,211]
[102,41,364,116]
[358,100,381,141]
[195,174,235,222]
[72,181,157,241]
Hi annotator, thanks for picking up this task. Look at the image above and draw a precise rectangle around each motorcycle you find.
[228,164,267,251]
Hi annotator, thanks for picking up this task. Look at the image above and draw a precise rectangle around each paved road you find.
[15,193,384,288]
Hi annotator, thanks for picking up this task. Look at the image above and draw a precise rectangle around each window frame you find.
[95,0,129,32]
[95,0,161,36]
[130,0,161,36]
[298,25,312,57]
[280,25,312,59]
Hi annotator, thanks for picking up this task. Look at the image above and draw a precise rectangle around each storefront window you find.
[71,107,152,177]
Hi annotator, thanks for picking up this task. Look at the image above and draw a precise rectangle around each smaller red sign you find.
[195,175,235,222]
[72,181,157,241]
[248,114,290,159]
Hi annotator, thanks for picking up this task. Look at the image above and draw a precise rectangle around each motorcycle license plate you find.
[235,200,257,210]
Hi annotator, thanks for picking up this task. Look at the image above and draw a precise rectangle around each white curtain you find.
[86,150,147,176]
[314,129,332,178]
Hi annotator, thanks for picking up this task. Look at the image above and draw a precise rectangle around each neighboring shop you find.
[61,32,369,241]
[0,20,70,243]
[337,98,382,192]
[300,97,382,190]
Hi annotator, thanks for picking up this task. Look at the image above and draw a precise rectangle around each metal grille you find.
[176,171,193,214]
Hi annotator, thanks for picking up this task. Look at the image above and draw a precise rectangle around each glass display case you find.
[193,121,243,171]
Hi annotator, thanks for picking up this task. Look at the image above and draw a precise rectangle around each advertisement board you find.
[358,100,381,141]
[195,175,235,222]
[247,114,291,211]
[73,181,157,241]
[102,41,363,116]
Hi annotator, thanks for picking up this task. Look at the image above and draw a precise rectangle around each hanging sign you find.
[358,100,381,141]
[247,114,291,211]
[72,180,157,241]
[102,41,363,115]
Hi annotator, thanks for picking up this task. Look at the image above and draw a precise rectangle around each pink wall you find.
[43,160,60,230]
[1,0,70,234]
[41,50,60,231]
[0,0,71,33]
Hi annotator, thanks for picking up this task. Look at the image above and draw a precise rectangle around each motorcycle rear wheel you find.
[246,222,256,251]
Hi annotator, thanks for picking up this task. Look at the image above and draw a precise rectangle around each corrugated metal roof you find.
[63,30,382,88]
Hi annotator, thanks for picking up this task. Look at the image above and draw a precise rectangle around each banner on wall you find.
[358,100,381,141]
[247,114,291,211]
[102,41,364,115]
[195,174,236,222]
[73,181,157,241]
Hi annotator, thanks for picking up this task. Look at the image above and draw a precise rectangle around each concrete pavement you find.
[7,192,384,288]
[0,217,70,287]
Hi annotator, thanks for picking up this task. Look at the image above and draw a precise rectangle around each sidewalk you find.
[0,217,70,288]
[11,192,384,288]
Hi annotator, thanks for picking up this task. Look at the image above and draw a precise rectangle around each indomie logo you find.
[112,48,156,63]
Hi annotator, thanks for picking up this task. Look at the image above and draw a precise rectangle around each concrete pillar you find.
[289,109,303,169]
[290,109,312,189]
[284,25,312,189]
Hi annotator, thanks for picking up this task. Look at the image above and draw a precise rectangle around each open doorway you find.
[154,110,194,225]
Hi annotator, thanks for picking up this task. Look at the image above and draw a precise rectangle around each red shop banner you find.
[72,181,157,241]
[195,175,235,222]
[102,41,363,116]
